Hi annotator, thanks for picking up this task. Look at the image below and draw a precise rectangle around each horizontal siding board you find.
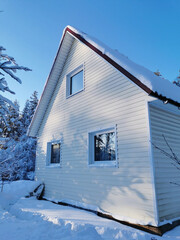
[158,196,180,205]
[150,107,180,122]
[151,136,180,146]
[151,127,180,138]
[150,115,180,128]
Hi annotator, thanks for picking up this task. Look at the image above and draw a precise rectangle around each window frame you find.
[66,64,84,98]
[88,126,118,167]
[46,140,61,167]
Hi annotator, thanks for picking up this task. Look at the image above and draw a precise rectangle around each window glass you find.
[70,70,83,95]
[94,132,115,161]
[51,143,60,164]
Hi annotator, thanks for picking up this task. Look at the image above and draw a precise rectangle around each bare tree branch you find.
[162,134,180,164]
[170,182,180,187]
[151,134,180,187]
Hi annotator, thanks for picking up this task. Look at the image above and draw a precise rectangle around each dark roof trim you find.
[65,27,180,108]
[150,91,180,108]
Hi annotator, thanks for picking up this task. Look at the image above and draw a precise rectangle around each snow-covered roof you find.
[67,26,180,105]
[28,25,180,137]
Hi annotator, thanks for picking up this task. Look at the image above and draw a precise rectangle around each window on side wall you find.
[66,65,84,97]
[88,127,117,167]
[46,141,61,166]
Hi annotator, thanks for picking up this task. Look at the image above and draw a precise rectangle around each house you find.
[28,26,180,233]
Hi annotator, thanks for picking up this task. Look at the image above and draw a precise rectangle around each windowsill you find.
[66,88,84,99]
[88,161,117,168]
[46,164,61,168]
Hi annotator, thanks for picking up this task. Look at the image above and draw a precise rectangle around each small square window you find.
[88,127,117,167]
[94,132,116,162]
[70,70,83,95]
[67,65,84,97]
[46,141,61,166]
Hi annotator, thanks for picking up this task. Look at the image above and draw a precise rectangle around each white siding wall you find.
[149,104,180,223]
[35,38,156,225]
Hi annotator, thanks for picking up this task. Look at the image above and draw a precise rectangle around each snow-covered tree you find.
[0,91,38,186]
[21,91,38,134]
[0,138,17,191]
[0,135,36,184]
[0,46,34,188]
[21,91,38,133]
[0,46,31,129]
[21,99,31,134]
[2,100,22,139]
[29,91,38,115]
[0,102,8,137]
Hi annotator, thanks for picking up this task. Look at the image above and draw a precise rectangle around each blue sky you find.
[1,0,180,109]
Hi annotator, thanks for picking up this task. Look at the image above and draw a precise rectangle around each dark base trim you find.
[41,197,179,236]
[97,212,180,236]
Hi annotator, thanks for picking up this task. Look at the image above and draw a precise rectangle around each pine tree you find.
[0,46,31,134]
[0,91,39,185]
[21,91,38,133]
[21,99,30,134]
[0,101,8,138]
[3,100,22,139]
[29,91,38,120]
[0,46,32,187]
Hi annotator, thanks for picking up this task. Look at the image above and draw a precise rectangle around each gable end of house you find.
[27,26,180,137]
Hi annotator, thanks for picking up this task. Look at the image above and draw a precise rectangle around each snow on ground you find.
[0,180,41,210]
[0,181,180,240]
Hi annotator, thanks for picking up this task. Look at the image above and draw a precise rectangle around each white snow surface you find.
[45,198,155,226]
[66,25,180,104]
[0,180,41,210]
[0,181,180,240]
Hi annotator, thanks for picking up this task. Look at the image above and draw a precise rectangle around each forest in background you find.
[0,91,38,190]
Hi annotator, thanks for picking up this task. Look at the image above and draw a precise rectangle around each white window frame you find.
[66,64,84,98]
[88,126,118,167]
[46,140,61,167]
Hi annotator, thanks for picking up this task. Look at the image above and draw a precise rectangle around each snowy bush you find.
[0,136,36,188]
[0,92,38,188]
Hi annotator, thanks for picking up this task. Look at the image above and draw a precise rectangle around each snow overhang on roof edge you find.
[65,26,180,107]
[27,25,180,137]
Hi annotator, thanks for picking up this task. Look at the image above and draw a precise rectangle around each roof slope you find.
[67,26,180,105]
[28,25,180,136]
